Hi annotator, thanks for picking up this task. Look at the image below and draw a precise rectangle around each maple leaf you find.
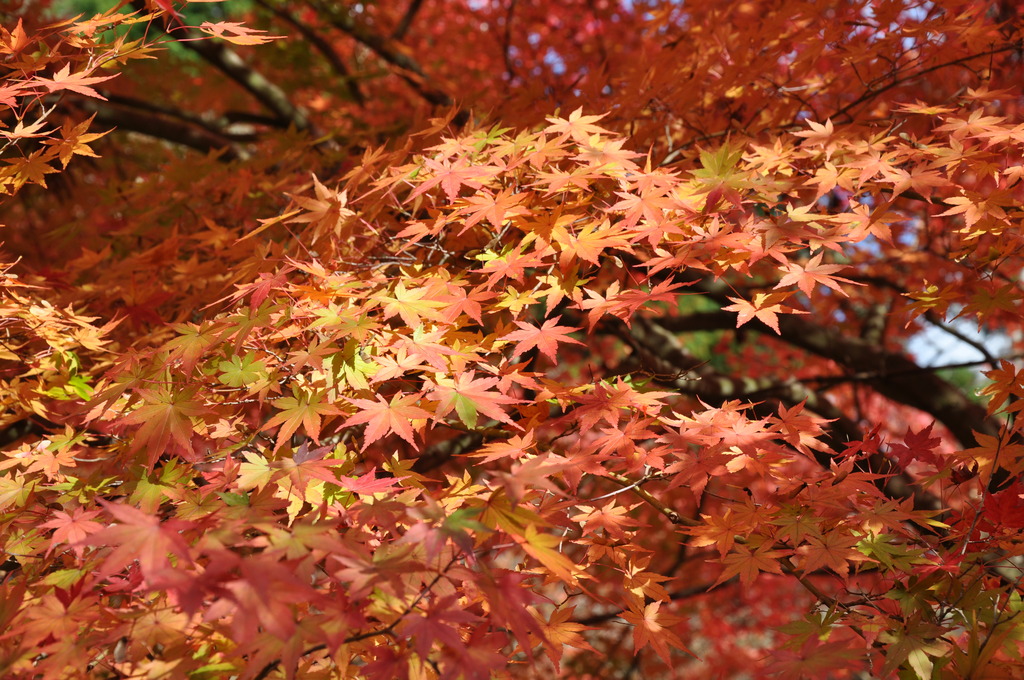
[274,440,348,494]
[888,424,942,468]
[799,531,865,580]
[122,387,207,466]
[500,317,585,361]
[286,174,354,237]
[198,21,284,45]
[570,502,641,540]
[44,114,110,167]
[774,252,859,297]
[236,451,279,491]
[87,500,193,577]
[5,150,58,189]
[39,507,104,558]
[217,351,268,388]
[575,135,642,172]
[410,156,498,202]
[0,118,52,141]
[336,467,402,494]
[619,601,692,664]
[458,187,530,230]
[470,430,536,463]
[376,280,449,327]
[792,118,836,154]
[580,278,691,331]
[0,18,31,56]
[978,360,1024,415]
[162,321,220,373]
[723,292,808,333]
[714,542,787,587]
[475,245,547,287]
[426,372,520,427]
[530,606,598,671]
[399,594,478,659]
[263,388,342,451]
[688,510,742,556]
[37,64,117,99]
[519,524,582,583]
[344,391,433,450]
[561,219,633,266]
[544,107,611,143]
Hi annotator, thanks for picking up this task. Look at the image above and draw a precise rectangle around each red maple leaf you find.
[501,317,585,361]
[344,392,433,450]
[39,507,105,557]
[87,501,193,578]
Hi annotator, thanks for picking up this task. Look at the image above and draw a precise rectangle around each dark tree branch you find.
[614,315,949,512]
[132,0,312,133]
[253,0,366,106]
[826,41,1023,124]
[311,0,464,118]
[77,99,245,160]
[656,305,998,448]
[392,0,426,41]
[412,430,484,473]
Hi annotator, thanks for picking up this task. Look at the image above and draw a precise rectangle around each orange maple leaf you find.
[774,252,859,297]
[544,107,611,143]
[619,601,693,664]
[344,392,433,450]
[37,64,117,100]
[723,292,808,333]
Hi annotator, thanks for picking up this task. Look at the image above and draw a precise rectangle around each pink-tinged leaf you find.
[723,292,808,334]
[87,501,193,578]
[544,107,612,142]
[39,507,104,558]
[199,21,284,45]
[501,318,585,361]
[37,64,116,100]
[263,389,342,452]
[426,372,521,427]
[619,601,693,664]
[774,252,860,297]
[336,467,402,494]
[344,392,433,450]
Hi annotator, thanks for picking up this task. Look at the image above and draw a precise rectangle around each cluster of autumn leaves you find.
[2,2,1024,679]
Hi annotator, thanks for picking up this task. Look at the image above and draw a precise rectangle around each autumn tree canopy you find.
[2,0,1024,677]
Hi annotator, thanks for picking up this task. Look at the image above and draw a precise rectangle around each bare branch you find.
[132,0,312,132]
[310,0,461,115]
[392,0,426,41]
[77,98,247,160]
[254,0,366,106]
[656,307,998,448]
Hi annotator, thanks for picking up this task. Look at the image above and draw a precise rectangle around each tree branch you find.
[310,0,462,116]
[133,0,312,132]
[76,98,246,160]
[392,0,426,41]
[656,308,998,448]
[253,0,366,106]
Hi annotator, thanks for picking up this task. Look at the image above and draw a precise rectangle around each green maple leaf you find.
[218,351,268,388]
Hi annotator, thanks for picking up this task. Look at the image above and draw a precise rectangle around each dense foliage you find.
[2,0,1024,677]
